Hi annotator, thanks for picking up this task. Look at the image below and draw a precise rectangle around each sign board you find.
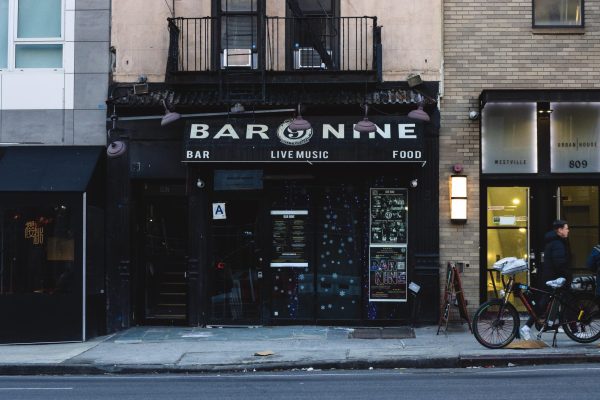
[481,102,537,174]
[551,103,600,173]
[368,246,407,302]
[370,188,407,245]
[212,203,226,220]
[368,188,408,302]
[183,116,426,163]
[270,210,309,268]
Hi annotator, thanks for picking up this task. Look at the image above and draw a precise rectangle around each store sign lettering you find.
[183,116,427,163]
[189,122,418,141]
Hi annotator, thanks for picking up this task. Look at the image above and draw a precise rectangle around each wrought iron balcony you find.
[167,16,381,78]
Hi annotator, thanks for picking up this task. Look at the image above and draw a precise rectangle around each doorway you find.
[208,197,262,325]
[137,183,188,324]
[483,184,600,303]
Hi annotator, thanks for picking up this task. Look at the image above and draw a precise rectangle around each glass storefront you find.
[1,203,77,296]
[485,187,529,309]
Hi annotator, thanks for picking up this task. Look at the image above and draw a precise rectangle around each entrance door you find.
[484,184,600,303]
[208,198,261,324]
[139,183,188,323]
[558,186,599,271]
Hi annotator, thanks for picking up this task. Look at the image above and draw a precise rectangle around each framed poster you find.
[370,188,407,245]
[369,188,408,302]
[270,210,309,267]
[368,246,407,302]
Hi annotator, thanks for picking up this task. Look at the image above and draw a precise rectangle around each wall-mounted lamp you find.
[161,99,181,126]
[231,103,245,113]
[468,110,480,120]
[450,175,467,223]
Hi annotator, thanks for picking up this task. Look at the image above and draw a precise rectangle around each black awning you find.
[0,146,103,192]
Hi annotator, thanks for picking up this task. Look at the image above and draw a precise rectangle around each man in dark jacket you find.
[520,219,571,340]
[540,220,572,285]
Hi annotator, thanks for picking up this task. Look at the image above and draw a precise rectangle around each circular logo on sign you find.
[277,119,313,146]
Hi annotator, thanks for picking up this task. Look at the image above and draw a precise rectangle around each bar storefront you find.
[108,108,440,329]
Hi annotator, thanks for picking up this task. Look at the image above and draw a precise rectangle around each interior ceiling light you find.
[288,103,312,132]
[355,104,377,134]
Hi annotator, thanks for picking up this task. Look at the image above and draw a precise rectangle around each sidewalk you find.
[0,324,599,375]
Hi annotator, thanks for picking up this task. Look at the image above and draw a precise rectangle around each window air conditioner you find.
[294,47,332,69]
[221,48,253,68]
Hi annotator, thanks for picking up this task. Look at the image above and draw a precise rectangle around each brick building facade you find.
[442,0,600,313]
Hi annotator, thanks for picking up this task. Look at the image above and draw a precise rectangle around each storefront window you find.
[482,103,537,174]
[486,187,529,309]
[1,204,76,295]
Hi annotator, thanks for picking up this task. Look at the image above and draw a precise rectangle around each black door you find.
[137,183,188,324]
[207,197,262,324]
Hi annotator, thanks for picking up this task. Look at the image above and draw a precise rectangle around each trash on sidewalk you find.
[505,340,548,349]
[254,350,275,356]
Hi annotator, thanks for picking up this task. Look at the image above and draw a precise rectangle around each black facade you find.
[105,96,440,329]
[0,146,105,343]
[104,0,440,330]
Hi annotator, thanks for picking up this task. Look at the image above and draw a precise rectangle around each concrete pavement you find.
[0,324,599,374]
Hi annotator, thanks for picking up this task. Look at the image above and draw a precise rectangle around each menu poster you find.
[368,246,407,302]
[270,210,309,267]
[370,189,407,245]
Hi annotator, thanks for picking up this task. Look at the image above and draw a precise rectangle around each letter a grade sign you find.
[212,203,226,220]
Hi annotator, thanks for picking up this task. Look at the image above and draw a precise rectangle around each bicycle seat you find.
[545,277,566,288]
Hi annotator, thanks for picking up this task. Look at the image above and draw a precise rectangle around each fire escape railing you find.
[167,16,381,75]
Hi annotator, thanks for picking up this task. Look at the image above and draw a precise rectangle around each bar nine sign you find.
[183,116,426,162]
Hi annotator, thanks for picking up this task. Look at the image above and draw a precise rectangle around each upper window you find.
[1,0,63,70]
[533,0,583,27]
[219,0,258,68]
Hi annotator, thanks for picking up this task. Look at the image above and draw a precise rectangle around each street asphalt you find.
[0,323,599,375]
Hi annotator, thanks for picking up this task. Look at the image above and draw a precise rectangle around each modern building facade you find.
[442,0,600,312]
[106,0,443,330]
[0,0,109,342]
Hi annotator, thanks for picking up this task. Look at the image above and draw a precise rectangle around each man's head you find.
[553,219,569,238]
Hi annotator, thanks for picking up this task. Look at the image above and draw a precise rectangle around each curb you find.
[0,353,599,375]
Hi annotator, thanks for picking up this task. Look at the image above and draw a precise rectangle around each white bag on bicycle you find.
[492,257,517,272]
[501,258,528,275]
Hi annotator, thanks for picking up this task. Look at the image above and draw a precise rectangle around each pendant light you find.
[354,104,377,133]
[288,103,312,132]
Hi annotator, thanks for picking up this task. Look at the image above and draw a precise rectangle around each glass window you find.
[1,204,77,295]
[15,44,62,68]
[17,0,61,38]
[481,103,538,174]
[559,186,599,272]
[2,0,64,69]
[221,15,257,49]
[534,0,583,27]
[0,0,7,68]
[486,187,529,309]
[221,0,257,12]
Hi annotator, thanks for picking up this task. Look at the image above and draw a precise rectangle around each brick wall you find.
[441,0,600,313]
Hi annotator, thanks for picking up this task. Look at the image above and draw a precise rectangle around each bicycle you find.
[472,259,600,349]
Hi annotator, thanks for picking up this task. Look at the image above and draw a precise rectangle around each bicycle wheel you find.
[561,293,600,343]
[472,299,519,349]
